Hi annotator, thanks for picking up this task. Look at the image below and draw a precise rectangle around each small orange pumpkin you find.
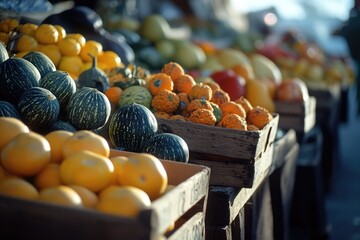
[169,114,188,121]
[204,81,221,92]
[154,111,170,119]
[220,101,246,119]
[247,106,273,129]
[189,108,216,126]
[148,73,174,96]
[218,113,247,130]
[211,89,231,106]
[235,96,253,115]
[151,89,180,114]
[177,92,190,115]
[187,99,213,113]
[188,83,213,101]
[161,62,185,81]
[173,74,196,94]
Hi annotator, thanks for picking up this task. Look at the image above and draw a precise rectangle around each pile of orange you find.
[0,117,168,218]
[0,18,123,79]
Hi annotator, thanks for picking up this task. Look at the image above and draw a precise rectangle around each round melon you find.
[0,57,40,104]
[142,133,189,163]
[0,42,9,63]
[108,103,158,152]
[39,70,76,110]
[22,51,56,78]
[66,87,111,130]
[0,101,20,118]
[118,85,152,109]
[18,87,60,130]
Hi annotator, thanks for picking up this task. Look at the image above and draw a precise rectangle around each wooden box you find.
[274,96,316,138]
[156,114,279,188]
[0,150,211,240]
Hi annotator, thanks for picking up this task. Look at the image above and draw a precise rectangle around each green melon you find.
[118,85,152,109]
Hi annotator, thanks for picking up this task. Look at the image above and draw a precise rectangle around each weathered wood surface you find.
[157,114,279,160]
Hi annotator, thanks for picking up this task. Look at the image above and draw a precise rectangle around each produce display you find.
[0,117,169,218]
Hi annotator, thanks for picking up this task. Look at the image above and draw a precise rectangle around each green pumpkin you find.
[77,54,110,92]
[118,85,152,109]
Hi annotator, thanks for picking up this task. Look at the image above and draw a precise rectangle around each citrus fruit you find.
[34,163,62,190]
[35,24,59,44]
[108,155,128,185]
[68,185,98,208]
[79,40,103,62]
[1,131,51,177]
[62,130,110,159]
[58,55,83,78]
[97,185,151,217]
[38,185,83,207]
[0,177,39,200]
[58,37,81,56]
[117,153,168,200]
[16,35,38,52]
[0,117,29,151]
[97,51,122,69]
[53,24,66,41]
[59,150,114,193]
[65,33,86,47]
[45,130,74,163]
[38,44,62,67]
[19,23,38,36]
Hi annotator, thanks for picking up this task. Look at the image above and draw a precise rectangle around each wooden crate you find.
[157,114,279,188]
[0,150,211,240]
[274,96,316,139]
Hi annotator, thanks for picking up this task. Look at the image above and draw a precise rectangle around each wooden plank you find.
[157,114,279,160]
[270,129,297,173]
[167,212,205,240]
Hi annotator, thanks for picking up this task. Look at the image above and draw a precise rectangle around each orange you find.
[34,163,62,190]
[45,130,74,163]
[62,130,110,159]
[58,37,81,56]
[34,24,59,44]
[68,185,98,208]
[66,33,86,48]
[58,55,83,77]
[38,185,83,207]
[0,117,29,151]
[117,153,168,200]
[0,177,39,200]
[97,51,122,69]
[53,24,66,41]
[18,23,38,36]
[16,34,38,52]
[97,185,151,217]
[38,44,62,67]
[108,155,128,185]
[1,131,51,177]
[104,86,123,105]
[59,150,114,193]
[79,40,103,62]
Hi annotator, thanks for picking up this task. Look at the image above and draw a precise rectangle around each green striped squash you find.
[0,57,40,104]
[142,133,189,163]
[39,70,76,110]
[22,51,56,78]
[42,120,77,135]
[18,87,60,130]
[0,101,20,118]
[66,87,111,130]
[0,42,9,63]
[108,103,158,152]
[118,85,152,109]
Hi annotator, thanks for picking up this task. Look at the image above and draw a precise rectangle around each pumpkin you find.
[154,111,170,119]
[188,83,212,101]
[220,101,246,119]
[41,120,77,135]
[0,57,40,104]
[151,89,179,114]
[18,87,60,130]
[161,62,185,81]
[108,65,147,89]
[22,51,56,78]
[105,65,132,86]
[142,133,189,163]
[210,102,222,124]
[0,101,20,118]
[118,85,152,109]
[108,103,158,152]
[187,99,213,114]
[247,106,273,129]
[173,74,196,94]
[148,73,174,96]
[0,41,9,63]
[188,108,216,126]
[77,54,110,92]
[203,81,221,92]
[211,89,230,106]
[235,96,253,115]
[66,87,111,130]
[169,114,188,121]
[39,70,76,111]
[218,113,247,130]
[177,92,190,115]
